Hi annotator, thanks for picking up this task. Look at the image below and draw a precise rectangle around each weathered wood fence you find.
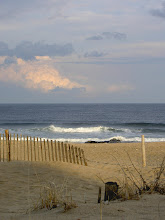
[0,133,87,166]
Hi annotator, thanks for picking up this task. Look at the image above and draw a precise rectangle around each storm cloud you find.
[86,32,127,41]
[150,1,165,18]
[0,41,74,60]
[84,51,107,57]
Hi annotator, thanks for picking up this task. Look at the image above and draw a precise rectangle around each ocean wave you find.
[45,136,165,143]
[1,135,165,143]
[123,122,165,127]
[31,125,131,133]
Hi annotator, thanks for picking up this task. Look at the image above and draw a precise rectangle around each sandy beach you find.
[0,141,165,220]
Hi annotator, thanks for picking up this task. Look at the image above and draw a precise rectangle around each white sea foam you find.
[40,125,110,133]
[1,135,165,143]
[47,136,165,143]
[35,125,132,133]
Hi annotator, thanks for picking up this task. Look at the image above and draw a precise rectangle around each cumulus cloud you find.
[150,1,165,18]
[86,32,127,41]
[107,84,135,93]
[0,57,84,93]
[0,41,74,60]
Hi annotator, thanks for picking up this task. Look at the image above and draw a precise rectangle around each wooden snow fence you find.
[0,133,87,166]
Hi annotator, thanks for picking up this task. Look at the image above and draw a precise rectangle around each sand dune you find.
[0,142,165,219]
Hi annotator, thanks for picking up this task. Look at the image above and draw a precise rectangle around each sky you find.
[0,0,165,103]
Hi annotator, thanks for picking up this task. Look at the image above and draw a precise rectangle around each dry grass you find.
[29,178,77,213]
[98,154,165,202]
[118,155,165,201]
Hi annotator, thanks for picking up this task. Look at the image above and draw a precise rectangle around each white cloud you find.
[0,57,84,92]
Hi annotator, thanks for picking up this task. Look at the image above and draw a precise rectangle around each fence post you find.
[43,139,46,161]
[17,134,19,160]
[141,135,146,167]
[48,141,52,162]
[78,148,83,165]
[71,145,76,164]
[0,134,1,162]
[29,136,31,161]
[46,139,50,162]
[2,134,4,162]
[29,137,31,161]
[58,142,61,161]
[9,134,12,161]
[13,134,15,160]
[7,131,11,162]
[65,143,68,162]
[75,147,79,164]
[20,134,22,161]
[40,138,43,161]
[35,137,39,161]
[30,136,33,161]
[54,141,58,161]
[23,136,26,161]
[48,140,52,162]
[33,137,36,161]
[81,149,88,166]
[61,142,65,162]
[51,140,54,161]
[5,130,9,162]
[68,145,72,163]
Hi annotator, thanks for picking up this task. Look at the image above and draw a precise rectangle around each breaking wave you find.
[31,125,131,133]
[48,136,165,143]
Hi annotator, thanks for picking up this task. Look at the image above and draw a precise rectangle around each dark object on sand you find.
[98,187,102,203]
[85,138,121,144]
[109,138,121,143]
[104,182,118,201]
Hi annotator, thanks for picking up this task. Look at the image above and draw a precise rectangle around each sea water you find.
[0,103,165,143]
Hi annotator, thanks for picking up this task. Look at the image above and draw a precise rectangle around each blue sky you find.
[0,0,165,103]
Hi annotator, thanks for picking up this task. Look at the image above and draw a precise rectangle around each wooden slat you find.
[20,134,22,161]
[78,148,83,165]
[65,143,68,162]
[68,144,72,163]
[28,136,31,161]
[75,147,79,164]
[71,145,76,164]
[36,137,39,161]
[9,134,11,161]
[81,149,88,166]
[51,140,54,161]
[38,138,42,162]
[40,138,43,161]
[54,141,58,161]
[48,140,53,162]
[16,134,18,160]
[33,137,36,161]
[13,134,15,161]
[31,136,34,161]
[43,139,46,161]
[0,134,1,162]
[61,142,65,162]
[58,142,61,161]
[23,136,27,161]
[46,139,50,161]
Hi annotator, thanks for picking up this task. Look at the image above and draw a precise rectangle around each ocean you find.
[0,103,165,143]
